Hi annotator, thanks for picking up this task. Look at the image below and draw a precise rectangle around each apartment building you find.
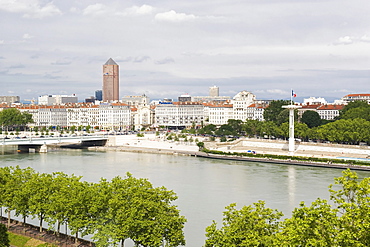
[18,103,130,130]
[155,102,204,129]
[317,104,344,120]
[341,93,370,104]
[205,102,234,125]
[232,91,257,121]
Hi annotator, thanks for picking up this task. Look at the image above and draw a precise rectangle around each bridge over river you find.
[1,136,108,153]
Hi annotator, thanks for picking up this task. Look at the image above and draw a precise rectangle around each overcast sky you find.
[1,0,369,102]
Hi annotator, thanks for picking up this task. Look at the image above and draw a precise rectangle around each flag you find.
[292,90,297,97]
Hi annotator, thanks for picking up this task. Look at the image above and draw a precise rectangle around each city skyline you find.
[1,0,369,101]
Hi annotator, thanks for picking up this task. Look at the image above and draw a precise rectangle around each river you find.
[1,149,369,246]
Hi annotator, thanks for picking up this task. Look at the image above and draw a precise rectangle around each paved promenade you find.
[101,134,370,160]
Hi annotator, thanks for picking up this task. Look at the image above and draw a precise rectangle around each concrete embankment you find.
[89,134,370,171]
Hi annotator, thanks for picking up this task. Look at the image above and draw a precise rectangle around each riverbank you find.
[90,134,370,171]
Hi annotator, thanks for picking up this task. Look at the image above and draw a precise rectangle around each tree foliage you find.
[0,108,33,130]
[0,223,10,247]
[205,201,282,247]
[263,100,291,122]
[0,167,186,247]
[301,110,322,128]
[205,169,370,246]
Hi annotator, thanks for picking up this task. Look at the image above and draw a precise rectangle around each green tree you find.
[205,201,283,247]
[243,119,262,137]
[0,166,35,228]
[226,119,243,136]
[263,100,291,123]
[329,169,370,246]
[301,110,322,128]
[0,223,10,247]
[93,173,186,247]
[198,124,216,135]
[277,199,338,246]
[215,124,235,136]
[27,172,56,232]
[339,100,369,118]
[341,107,370,121]
[197,141,205,151]
[0,108,33,131]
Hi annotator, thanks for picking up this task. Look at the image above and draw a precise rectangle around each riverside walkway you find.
[1,216,95,246]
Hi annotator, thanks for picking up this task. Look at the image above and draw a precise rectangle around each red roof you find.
[317,104,344,110]
[344,94,370,97]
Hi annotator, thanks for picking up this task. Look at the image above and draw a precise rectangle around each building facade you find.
[103,58,119,102]
[155,102,204,129]
[341,94,370,104]
[0,96,20,105]
[38,95,78,105]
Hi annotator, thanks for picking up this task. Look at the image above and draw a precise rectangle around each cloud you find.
[126,5,154,15]
[22,33,33,39]
[133,56,150,63]
[0,40,4,45]
[155,10,198,22]
[155,57,175,65]
[82,3,110,16]
[0,0,62,18]
[9,64,25,69]
[266,89,288,95]
[360,35,370,43]
[51,58,73,65]
[333,35,370,45]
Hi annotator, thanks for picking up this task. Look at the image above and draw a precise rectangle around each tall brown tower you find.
[103,58,119,102]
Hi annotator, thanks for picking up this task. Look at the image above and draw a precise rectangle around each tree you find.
[341,107,370,121]
[197,141,205,151]
[263,100,291,123]
[205,201,283,247]
[27,172,56,232]
[226,119,243,136]
[0,108,33,131]
[277,199,338,246]
[0,223,10,247]
[339,100,369,118]
[92,173,186,247]
[0,166,35,228]
[329,169,370,246]
[243,119,261,137]
[301,110,322,128]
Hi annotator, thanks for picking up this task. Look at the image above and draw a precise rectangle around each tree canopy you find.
[205,169,370,246]
[0,108,33,131]
[0,167,186,247]
[301,110,322,128]
[263,100,291,123]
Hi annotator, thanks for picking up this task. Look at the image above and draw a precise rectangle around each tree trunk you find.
[121,239,125,247]
[7,210,10,228]
[57,220,61,236]
[39,216,43,232]
[75,231,78,244]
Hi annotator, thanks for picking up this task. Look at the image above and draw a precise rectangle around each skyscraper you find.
[103,58,119,102]
[95,90,103,101]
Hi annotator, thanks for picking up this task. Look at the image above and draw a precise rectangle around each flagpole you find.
[290,88,293,105]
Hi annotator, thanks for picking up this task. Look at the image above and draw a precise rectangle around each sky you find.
[1,0,369,103]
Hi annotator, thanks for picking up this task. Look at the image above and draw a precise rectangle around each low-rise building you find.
[341,93,370,104]
[317,104,344,120]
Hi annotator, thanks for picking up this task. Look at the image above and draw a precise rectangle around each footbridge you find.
[1,136,108,153]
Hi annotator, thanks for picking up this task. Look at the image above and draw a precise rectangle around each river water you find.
[1,149,369,246]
